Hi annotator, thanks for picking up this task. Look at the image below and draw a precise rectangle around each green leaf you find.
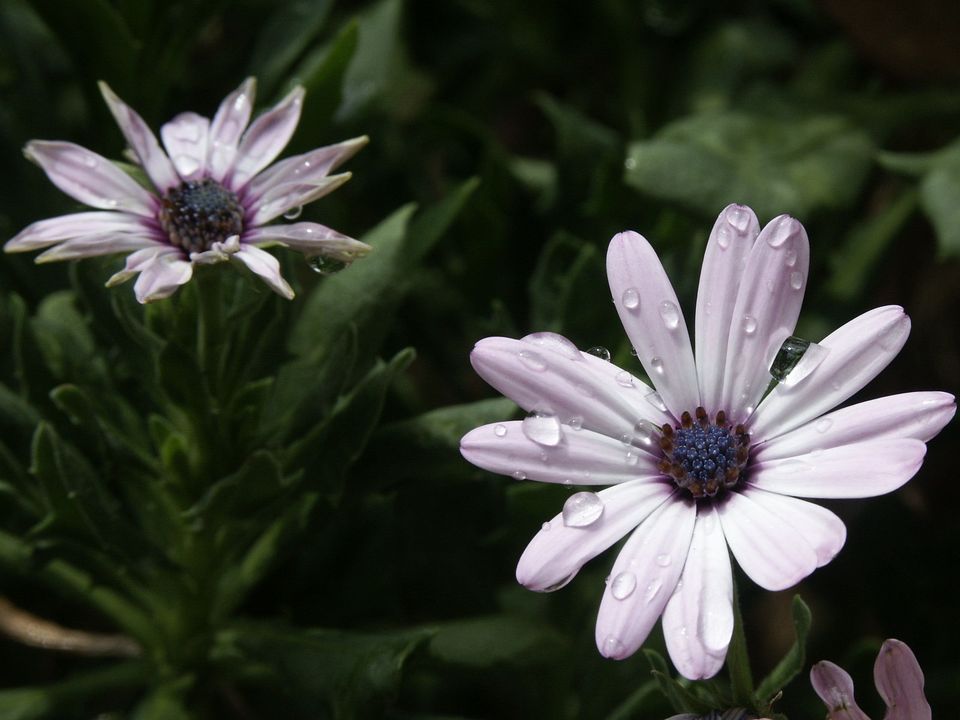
[528,231,605,337]
[248,0,334,98]
[920,149,960,257]
[405,176,480,261]
[428,614,565,668]
[727,582,755,707]
[643,649,712,714]
[625,111,873,220]
[0,383,41,430]
[130,677,194,720]
[754,595,812,708]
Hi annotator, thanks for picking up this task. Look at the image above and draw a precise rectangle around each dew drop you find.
[625,450,639,466]
[656,553,672,567]
[742,315,758,335]
[543,573,576,592]
[602,636,627,658]
[611,571,637,600]
[715,225,732,249]
[522,332,582,361]
[512,470,526,481]
[83,155,98,168]
[624,157,637,170]
[790,271,804,290]
[567,415,583,431]
[658,300,680,330]
[586,346,611,362]
[815,418,833,434]
[308,256,349,275]
[562,492,605,527]
[517,349,548,372]
[283,205,304,220]
[542,521,551,531]
[615,370,635,387]
[780,341,829,387]
[785,248,798,267]
[621,288,641,310]
[494,424,508,438]
[522,412,562,446]
[643,579,663,603]
[726,205,751,232]
[649,357,665,375]
[767,217,796,248]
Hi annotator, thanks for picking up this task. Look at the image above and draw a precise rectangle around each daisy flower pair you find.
[461,204,954,680]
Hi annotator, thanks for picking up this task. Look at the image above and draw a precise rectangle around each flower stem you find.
[195,267,223,397]
[727,579,755,707]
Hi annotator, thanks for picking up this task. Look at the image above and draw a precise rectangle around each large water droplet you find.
[494,424,508,438]
[308,256,349,275]
[517,349,548,372]
[656,553,672,567]
[512,470,527,480]
[742,315,758,335]
[815,418,833,434]
[522,412,562,446]
[283,205,304,220]
[726,205,751,232]
[780,341,830,387]
[790,271,804,290]
[621,288,641,310]
[611,571,637,600]
[586,346,611,362]
[522,332,582,361]
[659,300,680,330]
[767,217,796,248]
[615,370,635,387]
[562,492,605,527]
[643,579,663,603]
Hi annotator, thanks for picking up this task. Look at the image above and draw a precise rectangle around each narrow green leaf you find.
[754,595,813,707]
[727,582,755,706]
[248,0,334,97]
[920,151,960,257]
[429,614,564,668]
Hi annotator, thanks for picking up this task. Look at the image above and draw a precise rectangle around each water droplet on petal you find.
[790,271,804,290]
[542,521,552,531]
[742,315,758,335]
[656,553,672,567]
[611,571,637,600]
[715,225,732,249]
[283,205,304,220]
[615,370,635,387]
[602,636,627,658]
[780,341,830,387]
[643,579,663,603]
[517,349,548,372]
[543,573,576,592]
[562,492,604,527]
[586,346,611,362]
[567,415,583,430]
[522,332,582,360]
[658,300,680,330]
[625,450,639,466]
[522,412,562,446]
[815,418,833,434]
[726,205,751,232]
[621,288,641,310]
[767,216,797,248]
[649,357,664,375]
[512,470,526,481]
[308,256,349,275]
[785,248,798,267]
[644,390,668,413]
[494,424,507,438]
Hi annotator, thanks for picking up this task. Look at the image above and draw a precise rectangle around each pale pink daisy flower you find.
[5,79,370,302]
[460,205,955,679]
[811,638,931,720]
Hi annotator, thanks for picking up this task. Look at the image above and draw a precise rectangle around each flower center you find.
[657,407,750,499]
[158,179,244,254]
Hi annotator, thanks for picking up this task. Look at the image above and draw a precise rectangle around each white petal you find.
[246,136,368,201]
[131,253,193,303]
[747,438,926,499]
[207,77,256,182]
[750,306,911,442]
[695,204,759,415]
[606,231,700,419]
[244,222,372,261]
[516,481,675,591]
[460,422,664,485]
[228,86,305,190]
[753,392,956,461]
[35,234,159,262]
[595,496,695,660]
[469,335,673,442]
[106,246,181,287]
[6,212,153,252]
[740,488,845,567]
[24,141,155,216]
[98,82,180,193]
[662,504,733,680]
[720,215,809,423]
[248,174,352,226]
[161,112,210,181]
[233,245,294,299]
[717,490,818,591]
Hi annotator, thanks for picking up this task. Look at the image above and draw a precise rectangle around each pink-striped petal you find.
[246,136,368,200]
[233,245,294,299]
[248,174,352,225]
[208,77,256,182]
[607,231,700,419]
[754,392,956,462]
[98,82,180,193]
[24,141,155,216]
[747,438,925,499]
[720,215,809,424]
[161,112,210,181]
[874,639,931,720]
[469,335,673,442]
[750,306,912,443]
[6,212,153,252]
[740,487,845,567]
[595,496,695,659]
[460,422,663,485]
[244,222,372,261]
[717,490,818,591]
[695,204,759,415]
[662,504,733,680]
[516,480,674,591]
[105,246,181,287]
[132,253,193,303]
[228,86,305,190]
[35,234,158,262]
[811,661,871,720]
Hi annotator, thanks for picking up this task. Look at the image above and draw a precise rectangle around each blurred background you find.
[0,0,959,717]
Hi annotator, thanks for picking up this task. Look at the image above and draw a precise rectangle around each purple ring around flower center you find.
[158,178,244,254]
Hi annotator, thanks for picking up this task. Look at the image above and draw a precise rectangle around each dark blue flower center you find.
[158,179,244,254]
[658,407,750,499]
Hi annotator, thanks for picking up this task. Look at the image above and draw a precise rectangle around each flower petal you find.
[810,661,871,720]
[874,639,931,720]
[161,112,210,181]
[516,480,674,591]
[246,136,368,200]
[606,231,700,419]
[24,141,155,216]
[753,392,956,462]
[595,496,695,660]
[98,82,180,193]
[740,487,845,567]
[460,422,663,485]
[750,306,911,443]
[469,335,673,441]
[131,253,193,303]
[662,504,733,680]
[106,246,181,287]
[232,245,294,299]
[208,77,256,182]
[248,173,352,226]
[6,212,154,252]
[720,215,809,423]
[695,204,759,415]
[244,222,372,262]
[228,86,305,190]
[717,490,818,591]
[747,438,926,499]
[35,234,159,262]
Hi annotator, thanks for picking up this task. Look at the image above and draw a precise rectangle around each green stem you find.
[0,660,149,709]
[727,578,755,707]
[195,267,223,397]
